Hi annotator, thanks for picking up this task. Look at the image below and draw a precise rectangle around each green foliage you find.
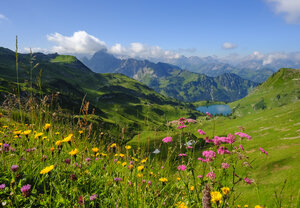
[50,55,76,63]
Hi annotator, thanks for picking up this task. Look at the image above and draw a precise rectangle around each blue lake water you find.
[196,104,231,116]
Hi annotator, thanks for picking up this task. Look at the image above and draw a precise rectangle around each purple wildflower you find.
[0,184,5,189]
[177,165,187,171]
[86,158,91,162]
[244,177,253,184]
[20,184,31,197]
[162,137,172,143]
[222,163,230,169]
[89,194,97,201]
[206,172,216,180]
[11,165,19,172]
[259,147,268,155]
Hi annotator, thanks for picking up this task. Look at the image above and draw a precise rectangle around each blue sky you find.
[0,0,300,59]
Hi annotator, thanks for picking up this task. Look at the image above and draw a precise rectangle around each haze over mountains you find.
[82,49,258,102]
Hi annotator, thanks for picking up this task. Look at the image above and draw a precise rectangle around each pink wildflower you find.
[162,137,172,143]
[206,112,212,118]
[235,132,252,140]
[202,150,216,161]
[177,125,187,129]
[177,165,187,171]
[206,172,216,180]
[244,177,253,184]
[197,175,203,178]
[239,144,244,151]
[20,184,31,197]
[259,147,268,155]
[178,153,187,157]
[198,157,208,163]
[217,146,230,155]
[187,146,193,149]
[221,163,230,169]
[197,129,206,135]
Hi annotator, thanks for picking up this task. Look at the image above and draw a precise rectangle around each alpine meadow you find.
[0,1,300,208]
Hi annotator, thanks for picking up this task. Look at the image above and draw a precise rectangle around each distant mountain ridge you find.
[83,50,258,102]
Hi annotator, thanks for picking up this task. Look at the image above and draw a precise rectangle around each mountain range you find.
[82,50,258,102]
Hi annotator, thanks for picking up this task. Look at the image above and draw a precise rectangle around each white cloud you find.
[222,42,237,49]
[0,13,8,22]
[266,0,300,23]
[47,31,106,54]
[108,42,180,59]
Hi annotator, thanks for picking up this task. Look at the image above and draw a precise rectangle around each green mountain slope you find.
[83,50,258,102]
[0,47,200,136]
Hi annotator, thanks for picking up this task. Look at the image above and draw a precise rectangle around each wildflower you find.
[92,147,99,153]
[137,165,144,171]
[78,195,83,205]
[221,187,230,195]
[65,158,71,164]
[202,150,216,162]
[55,132,60,135]
[206,112,212,118]
[187,146,193,149]
[141,158,147,163]
[177,125,187,129]
[235,132,252,140]
[190,186,194,191]
[125,145,131,150]
[240,144,244,151]
[0,184,6,189]
[162,136,172,143]
[63,134,73,142]
[244,205,249,208]
[255,206,263,208]
[221,163,230,169]
[114,177,122,182]
[197,129,206,135]
[206,172,216,180]
[89,194,97,201]
[78,130,84,134]
[34,132,43,139]
[14,130,22,136]
[50,147,55,152]
[244,177,253,184]
[23,130,31,136]
[177,177,181,181]
[197,175,203,178]
[11,165,19,172]
[138,173,143,178]
[148,180,152,186]
[69,148,79,156]
[176,201,188,208]
[119,153,125,158]
[159,178,168,183]
[210,191,222,203]
[86,158,91,162]
[44,123,51,131]
[153,149,160,154]
[179,153,187,157]
[217,146,230,155]
[177,165,187,171]
[110,143,117,148]
[40,165,54,174]
[55,140,62,146]
[259,147,268,155]
[20,184,31,197]
[70,174,77,181]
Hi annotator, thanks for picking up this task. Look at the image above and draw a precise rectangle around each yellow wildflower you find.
[34,132,44,139]
[190,186,194,191]
[42,136,47,140]
[117,161,121,164]
[137,173,143,178]
[40,165,54,174]
[221,187,230,195]
[101,153,107,157]
[44,123,51,130]
[141,158,147,163]
[55,132,60,135]
[125,145,131,150]
[110,143,116,148]
[62,134,73,142]
[114,154,119,157]
[176,201,188,208]
[23,130,31,136]
[128,164,133,169]
[210,191,222,203]
[159,178,168,183]
[55,140,62,146]
[177,177,181,181]
[14,130,22,136]
[0,143,3,146]
[92,147,99,153]
[2,126,8,129]
[137,165,144,171]
[244,205,249,208]
[119,153,125,158]
[50,147,55,152]
[122,162,127,166]
[255,206,263,208]
[69,148,79,156]
[78,130,84,134]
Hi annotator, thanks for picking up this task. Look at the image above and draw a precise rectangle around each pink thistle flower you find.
[221,163,230,169]
[206,172,216,180]
[162,137,172,143]
[244,177,253,184]
[86,158,91,162]
[197,129,206,135]
[259,147,268,155]
[177,165,187,171]
[20,184,31,197]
